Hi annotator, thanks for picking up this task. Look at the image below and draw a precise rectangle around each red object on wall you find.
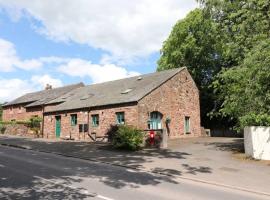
[150,130,155,145]
[150,130,155,138]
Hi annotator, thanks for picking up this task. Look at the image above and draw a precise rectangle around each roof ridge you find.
[84,67,184,88]
[24,82,84,95]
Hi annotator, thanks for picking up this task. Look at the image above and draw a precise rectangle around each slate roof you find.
[3,83,84,107]
[46,68,185,112]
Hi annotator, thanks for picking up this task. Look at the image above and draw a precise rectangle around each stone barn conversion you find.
[2,83,84,121]
[3,68,201,140]
[43,67,201,139]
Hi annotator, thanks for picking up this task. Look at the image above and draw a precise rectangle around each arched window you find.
[149,111,163,129]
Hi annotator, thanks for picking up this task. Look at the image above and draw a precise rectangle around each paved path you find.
[0,145,269,200]
[0,135,269,196]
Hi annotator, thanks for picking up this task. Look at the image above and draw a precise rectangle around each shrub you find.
[111,125,144,151]
[28,116,42,129]
[0,123,6,134]
[106,125,119,142]
[239,113,270,129]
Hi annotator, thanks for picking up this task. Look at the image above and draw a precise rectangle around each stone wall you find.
[1,124,39,138]
[43,103,138,140]
[138,68,201,138]
[2,105,43,121]
[244,126,270,160]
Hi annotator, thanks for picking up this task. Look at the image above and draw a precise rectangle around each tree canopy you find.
[158,8,223,127]
[158,1,270,130]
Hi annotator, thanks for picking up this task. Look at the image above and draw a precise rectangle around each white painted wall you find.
[244,126,270,160]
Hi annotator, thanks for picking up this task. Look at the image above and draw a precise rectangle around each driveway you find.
[0,135,269,195]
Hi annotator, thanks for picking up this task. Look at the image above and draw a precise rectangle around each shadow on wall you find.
[0,136,213,198]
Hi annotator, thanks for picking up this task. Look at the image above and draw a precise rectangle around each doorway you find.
[55,116,61,138]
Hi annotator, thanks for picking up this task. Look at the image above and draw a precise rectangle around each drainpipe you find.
[87,109,90,140]
[41,105,45,138]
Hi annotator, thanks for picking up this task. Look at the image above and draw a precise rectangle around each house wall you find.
[138,69,201,138]
[44,109,89,140]
[2,105,42,121]
[43,103,138,140]
[89,103,138,137]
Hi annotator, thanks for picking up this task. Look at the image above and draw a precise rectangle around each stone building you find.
[2,83,84,121]
[42,68,201,140]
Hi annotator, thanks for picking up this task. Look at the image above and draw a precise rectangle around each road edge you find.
[1,142,270,198]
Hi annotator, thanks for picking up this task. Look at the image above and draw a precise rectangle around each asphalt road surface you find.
[0,145,268,200]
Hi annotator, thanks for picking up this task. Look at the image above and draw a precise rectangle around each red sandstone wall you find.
[43,103,138,140]
[138,69,201,138]
[2,105,42,121]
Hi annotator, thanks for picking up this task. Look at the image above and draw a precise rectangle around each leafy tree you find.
[199,0,270,129]
[158,9,223,127]
[200,0,270,67]
[212,39,270,129]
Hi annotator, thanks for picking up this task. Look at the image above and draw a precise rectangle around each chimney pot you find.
[45,84,52,90]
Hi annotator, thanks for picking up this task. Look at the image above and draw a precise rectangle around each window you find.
[71,114,77,126]
[116,112,125,124]
[185,116,190,134]
[79,124,88,132]
[91,114,99,127]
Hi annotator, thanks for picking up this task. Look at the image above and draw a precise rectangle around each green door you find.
[55,116,61,138]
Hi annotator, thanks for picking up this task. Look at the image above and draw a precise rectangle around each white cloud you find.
[31,74,63,88]
[58,58,140,83]
[0,38,42,72]
[0,0,198,63]
[0,78,35,102]
[0,75,62,103]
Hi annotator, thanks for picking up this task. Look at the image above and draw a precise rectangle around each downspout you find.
[41,105,45,138]
[87,109,90,139]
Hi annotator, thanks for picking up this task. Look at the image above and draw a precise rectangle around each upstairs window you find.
[91,114,99,127]
[71,114,77,126]
[116,112,125,125]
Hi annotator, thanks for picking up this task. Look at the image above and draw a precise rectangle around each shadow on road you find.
[203,138,244,154]
[0,136,213,199]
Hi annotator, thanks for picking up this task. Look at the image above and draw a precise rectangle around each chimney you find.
[45,84,52,90]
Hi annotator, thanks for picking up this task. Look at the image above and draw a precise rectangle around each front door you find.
[55,116,61,138]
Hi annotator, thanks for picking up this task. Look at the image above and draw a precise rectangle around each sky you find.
[0,0,197,103]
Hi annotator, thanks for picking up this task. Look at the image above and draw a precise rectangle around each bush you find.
[106,125,119,142]
[0,123,6,134]
[111,125,144,151]
[239,113,270,129]
[28,116,42,129]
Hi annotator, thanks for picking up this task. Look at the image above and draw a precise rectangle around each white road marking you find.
[33,176,114,199]
[97,194,115,200]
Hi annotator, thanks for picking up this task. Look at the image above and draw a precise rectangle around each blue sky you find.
[0,0,197,103]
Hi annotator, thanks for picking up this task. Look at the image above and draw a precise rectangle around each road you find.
[0,145,268,200]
